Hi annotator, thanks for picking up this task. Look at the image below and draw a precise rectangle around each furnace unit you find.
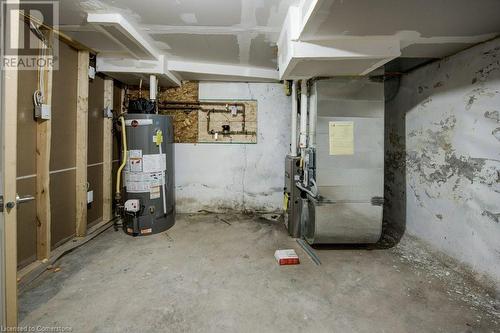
[306,78,384,244]
[286,78,384,244]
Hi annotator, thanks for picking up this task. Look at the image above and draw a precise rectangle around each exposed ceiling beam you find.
[277,5,400,79]
[167,60,279,82]
[87,13,158,60]
[97,55,181,87]
[142,25,279,35]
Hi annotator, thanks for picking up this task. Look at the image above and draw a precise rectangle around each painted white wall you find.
[174,82,291,213]
[386,38,500,285]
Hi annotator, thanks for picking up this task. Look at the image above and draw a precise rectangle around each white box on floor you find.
[274,249,300,265]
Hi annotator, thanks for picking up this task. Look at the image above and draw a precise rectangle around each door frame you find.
[0,34,5,330]
[1,0,19,327]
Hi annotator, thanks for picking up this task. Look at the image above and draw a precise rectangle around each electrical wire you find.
[296,181,318,198]
[33,27,48,107]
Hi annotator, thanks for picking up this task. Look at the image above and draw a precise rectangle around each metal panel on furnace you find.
[305,78,384,244]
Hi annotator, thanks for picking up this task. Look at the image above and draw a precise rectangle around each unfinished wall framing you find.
[16,32,120,285]
[16,27,55,266]
[102,78,114,222]
[75,50,89,237]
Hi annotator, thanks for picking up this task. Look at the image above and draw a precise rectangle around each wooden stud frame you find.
[102,78,113,222]
[36,32,53,260]
[75,51,89,237]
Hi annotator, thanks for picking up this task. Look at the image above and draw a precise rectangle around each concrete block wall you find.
[385,38,500,285]
[174,82,291,213]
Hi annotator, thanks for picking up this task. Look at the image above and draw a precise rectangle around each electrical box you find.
[87,190,93,204]
[89,53,96,79]
[88,66,96,79]
[35,104,51,120]
[124,199,140,213]
[103,106,113,118]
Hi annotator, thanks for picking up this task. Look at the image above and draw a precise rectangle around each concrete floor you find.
[20,213,500,333]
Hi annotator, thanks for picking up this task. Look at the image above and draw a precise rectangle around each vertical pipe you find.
[299,80,308,152]
[290,81,298,156]
[157,134,167,216]
[299,80,309,186]
[308,82,317,148]
[149,74,157,101]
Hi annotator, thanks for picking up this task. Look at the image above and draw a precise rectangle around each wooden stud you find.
[75,51,89,237]
[102,78,113,222]
[36,32,53,260]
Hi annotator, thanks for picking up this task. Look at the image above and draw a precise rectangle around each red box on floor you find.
[274,249,300,265]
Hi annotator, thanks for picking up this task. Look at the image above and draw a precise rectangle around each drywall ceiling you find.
[57,0,500,83]
[59,0,294,73]
[300,0,500,57]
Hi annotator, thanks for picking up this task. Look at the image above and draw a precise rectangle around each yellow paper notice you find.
[329,121,354,155]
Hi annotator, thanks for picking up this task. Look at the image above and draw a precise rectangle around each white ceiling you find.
[60,0,294,68]
[300,0,500,58]
[56,0,500,84]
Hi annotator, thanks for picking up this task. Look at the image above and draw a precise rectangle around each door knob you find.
[0,194,34,212]
[16,194,35,205]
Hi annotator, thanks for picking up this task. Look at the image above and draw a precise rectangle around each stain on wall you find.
[385,38,500,285]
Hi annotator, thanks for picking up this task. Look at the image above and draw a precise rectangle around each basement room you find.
[0,0,499,332]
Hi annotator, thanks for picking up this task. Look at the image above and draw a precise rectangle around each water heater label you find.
[124,171,164,193]
[125,150,143,172]
[150,186,161,199]
[143,154,166,172]
[125,181,149,193]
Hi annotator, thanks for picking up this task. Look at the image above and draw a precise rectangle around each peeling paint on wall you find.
[385,38,500,286]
